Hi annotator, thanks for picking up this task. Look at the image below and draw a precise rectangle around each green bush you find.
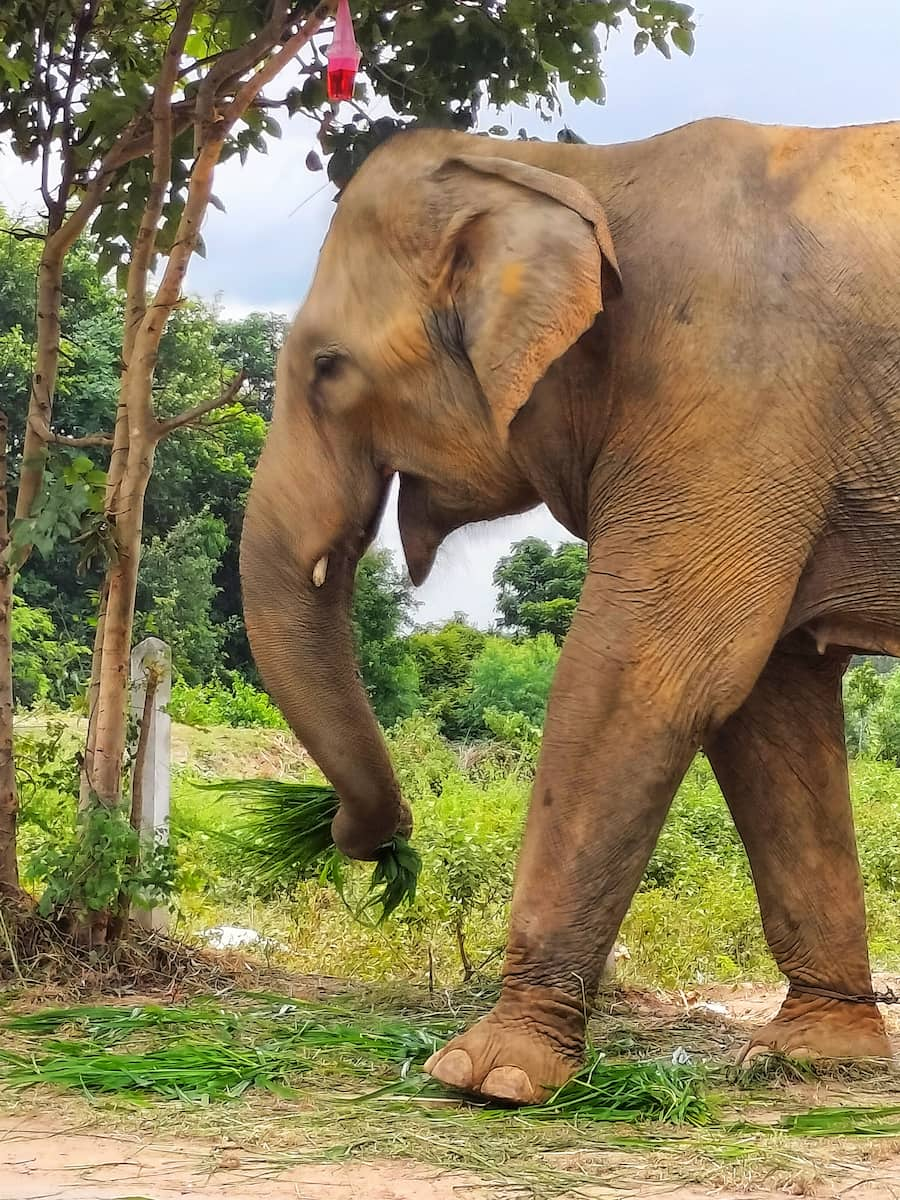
[843,662,900,763]
[869,669,900,764]
[15,723,80,873]
[168,673,287,729]
[29,802,176,919]
[11,598,91,710]
[460,633,560,733]
[407,620,487,739]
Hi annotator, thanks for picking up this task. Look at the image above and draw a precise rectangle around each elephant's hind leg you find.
[705,639,891,1064]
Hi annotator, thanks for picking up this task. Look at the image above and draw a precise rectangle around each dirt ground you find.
[4,1115,900,1200]
[2,982,900,1200]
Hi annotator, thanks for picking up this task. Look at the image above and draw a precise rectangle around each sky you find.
[1,0,898,626]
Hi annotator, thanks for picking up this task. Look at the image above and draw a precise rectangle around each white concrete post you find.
[129,637,172,932]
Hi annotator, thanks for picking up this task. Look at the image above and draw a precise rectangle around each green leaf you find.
[71,456,94,475]
[634,30,650,54]
[671,26,695,55]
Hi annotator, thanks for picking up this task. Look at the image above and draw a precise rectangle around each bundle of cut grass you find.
[779,1104,900,1137]
[200,779,421,922]
[0,1038,302,1101]
[527,1055,712,1125]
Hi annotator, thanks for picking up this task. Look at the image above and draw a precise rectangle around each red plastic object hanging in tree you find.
[326,0,361,102]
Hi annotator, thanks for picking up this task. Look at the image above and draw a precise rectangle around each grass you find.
[192,778,422,922]
[1,990,899,1197]
[523,1057,711,1125]
[0,996,712,1123]
[0,1038,304,1100]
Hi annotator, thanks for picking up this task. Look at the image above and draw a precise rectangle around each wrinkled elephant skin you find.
[241,118,900,1101]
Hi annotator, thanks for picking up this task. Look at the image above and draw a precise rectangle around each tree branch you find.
[26,415,113,447]
[123,0,197,370]
[0,227,45,242]
[193,0,291,151]
[131,1,336,413]
[225,1,336,123]
[46,430,114,448]
[156,370,246,436]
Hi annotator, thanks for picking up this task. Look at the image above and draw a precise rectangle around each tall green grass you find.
[167,719,900,990]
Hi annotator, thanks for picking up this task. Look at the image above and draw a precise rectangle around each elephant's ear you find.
[431,154,621,438]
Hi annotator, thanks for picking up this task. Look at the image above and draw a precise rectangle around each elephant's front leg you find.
[705,640,891,1064]
[426,562,765,1104]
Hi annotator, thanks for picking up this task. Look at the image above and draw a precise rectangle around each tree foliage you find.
[461,633,560,730]
[407,619,488,739]
[301,1,695,188]
[352,549,421,727]
[0,216,277,683]
[494,537,587,643]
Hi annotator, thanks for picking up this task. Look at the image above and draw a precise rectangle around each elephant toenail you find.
[736,1043,762,1066]
[481,1066,537,1105]
[791,1046,815,1060]
[426,1048,474,1090]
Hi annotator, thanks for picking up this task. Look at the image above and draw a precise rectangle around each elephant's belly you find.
[783,516,900,657]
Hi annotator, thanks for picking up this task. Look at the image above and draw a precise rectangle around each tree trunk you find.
[81,449,155,809]
[0,412,19,895]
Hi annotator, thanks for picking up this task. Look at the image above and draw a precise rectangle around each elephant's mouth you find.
[398,473,458,586]
[310,472,394,590]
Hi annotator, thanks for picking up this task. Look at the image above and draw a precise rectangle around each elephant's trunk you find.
[240,434,404,861]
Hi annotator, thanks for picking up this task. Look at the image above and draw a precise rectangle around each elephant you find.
[240,116,900,1105]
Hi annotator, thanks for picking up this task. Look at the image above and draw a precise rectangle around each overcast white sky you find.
[2,0,897,626]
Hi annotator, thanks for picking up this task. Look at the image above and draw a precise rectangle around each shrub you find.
[15,723,80,872]
[843,662,900,764]
[167,673,287,729]
[461,633,560,733]
[869,668,900,764]
[407,620,487,739]
[11,597,91,710]
[844,662,886,757]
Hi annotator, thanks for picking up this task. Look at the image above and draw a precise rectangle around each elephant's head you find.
[240,132,621,858]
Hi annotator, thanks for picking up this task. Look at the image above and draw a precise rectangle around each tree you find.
[461,633,560,731]
[0,235,271,676]
[0,0,694,924]
[407,619,488,739]
[494,538,588,643]
[0,0,338,926]
[133,511,228,683]
[352,548,421,726]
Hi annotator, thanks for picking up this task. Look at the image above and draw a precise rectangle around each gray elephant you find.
[240,116,899,1104]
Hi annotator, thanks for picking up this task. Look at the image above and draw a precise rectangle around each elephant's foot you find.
[424,992,583,1105]
[737,991,892,1065]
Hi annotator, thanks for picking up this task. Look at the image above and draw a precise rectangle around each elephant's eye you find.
[313,351,343,381]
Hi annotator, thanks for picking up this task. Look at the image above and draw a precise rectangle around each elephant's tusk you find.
[312,555,329,588]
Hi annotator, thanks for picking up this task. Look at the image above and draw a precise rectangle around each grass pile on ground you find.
[1,996,711,1124]
[3,992,900,1198]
